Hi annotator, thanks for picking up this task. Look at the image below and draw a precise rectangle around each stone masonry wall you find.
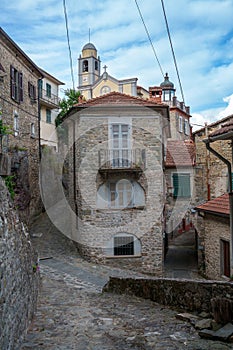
[0,177,40,350]
[0,32,42,226]
[197,214,230,280]
[104,276,233,316]
[194,123,232,204]
[67,107,166,275]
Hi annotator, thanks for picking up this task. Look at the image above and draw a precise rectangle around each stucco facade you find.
[39,69,64,150]
[64,92,170,275]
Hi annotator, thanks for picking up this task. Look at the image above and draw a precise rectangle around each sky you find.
[1,0,233,130]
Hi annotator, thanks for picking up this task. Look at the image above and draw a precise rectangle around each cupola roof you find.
[82,42,96,51]
[160,73,174,89]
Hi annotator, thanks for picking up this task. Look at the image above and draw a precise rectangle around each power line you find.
[134,0,164,77]
[63,0,75,90]
[160,0,185,104]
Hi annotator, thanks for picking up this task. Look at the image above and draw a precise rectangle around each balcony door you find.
[111,124,131,168]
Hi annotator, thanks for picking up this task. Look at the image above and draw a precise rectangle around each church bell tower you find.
[78,43,101,92]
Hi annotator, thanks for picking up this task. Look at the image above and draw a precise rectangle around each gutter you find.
[203,138,233,275]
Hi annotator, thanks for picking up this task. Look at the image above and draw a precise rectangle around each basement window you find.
[105,233,141,257]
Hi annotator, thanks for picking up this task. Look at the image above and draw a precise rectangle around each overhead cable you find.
[161,0,185,104]
[63,0,75,90]
[134,0,164,77]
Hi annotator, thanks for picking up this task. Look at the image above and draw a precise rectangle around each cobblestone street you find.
[20,214,233,350]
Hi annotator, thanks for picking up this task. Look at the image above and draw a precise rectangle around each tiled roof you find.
[209,120,233,138]
[165,140,196,167]
[74,91,164,107]
[193,114,233,135]
[195,193,229,216]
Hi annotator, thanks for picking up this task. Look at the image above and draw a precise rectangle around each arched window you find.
[105,233,141,256]
[83,60,88,72]
[95,60,98,71]
[97,179,145,209]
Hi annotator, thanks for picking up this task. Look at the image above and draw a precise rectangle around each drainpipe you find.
[72,118,78,217]
[38,79,42,160]
[204,140,233,275]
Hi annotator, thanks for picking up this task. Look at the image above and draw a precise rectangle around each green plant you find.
[4,175,16,199]
[0,119,12,135]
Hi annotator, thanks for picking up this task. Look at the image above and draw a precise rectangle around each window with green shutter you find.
[46,109,51,124]
[173,173,191,198]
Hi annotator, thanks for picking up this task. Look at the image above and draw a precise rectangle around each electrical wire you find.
[134,0,164,77]
[63,0,75,90]
[160,0,185,104]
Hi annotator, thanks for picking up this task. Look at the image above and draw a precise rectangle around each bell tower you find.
[78,43,101,90]
[160,73,176,102]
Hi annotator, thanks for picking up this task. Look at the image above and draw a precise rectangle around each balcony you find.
[39,89,60,108]
[98,148,146,174]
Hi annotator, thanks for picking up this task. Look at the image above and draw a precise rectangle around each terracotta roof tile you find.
[74,91,164,107]
[195,193,229,216]
[165,140,196,167]
[209,120,233,138]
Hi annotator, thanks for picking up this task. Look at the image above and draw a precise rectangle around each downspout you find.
[38,79,42,160]
[205,140,233,275]
[72,119,78,217]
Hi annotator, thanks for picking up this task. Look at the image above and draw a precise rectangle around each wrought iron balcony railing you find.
[39,89,60,108]
[98,148,146,171]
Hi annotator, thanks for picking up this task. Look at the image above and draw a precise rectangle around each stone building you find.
[77,42,193,239]
[39,69,64,150]
[165,139,196,236]
[193,115,233,204]
[0,27,43,224]
[194,118,233,279]
[63,91,170,275]
[196,194,230,280]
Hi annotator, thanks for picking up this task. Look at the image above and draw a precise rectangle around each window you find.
[31,123,35,137]
[184,120,190,135]
[83,60,88,72]
[221,240,230,277]
[95,60,98,70]
[10,66,23,102]
[109,179,133,208]
[110,124,131,168]
[105,233,141,257]
[14,113,19,136]
[46,83,51,98]
[179,116,183,133]
[28,82,36,100]
[100,86,111,95]
[97,179,145,209]
[173,173,191,198]
[114,236,134,256]
[46,109,51,124]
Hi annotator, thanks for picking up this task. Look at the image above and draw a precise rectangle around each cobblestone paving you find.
[20,214,233,350]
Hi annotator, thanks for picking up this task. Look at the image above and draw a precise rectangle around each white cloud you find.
[1,0,233,125]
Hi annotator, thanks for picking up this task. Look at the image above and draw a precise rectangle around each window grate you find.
[114,236,134,256]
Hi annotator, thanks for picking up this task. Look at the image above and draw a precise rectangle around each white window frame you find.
[109,122,132,168]
[14,112,19,136]
[184,119,190,135]
[109,179,134,208]
[105,233,142,257]
[179,116,183,133]
[31,123,35,137]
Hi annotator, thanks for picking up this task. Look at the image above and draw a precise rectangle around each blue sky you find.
[1,0,233,129]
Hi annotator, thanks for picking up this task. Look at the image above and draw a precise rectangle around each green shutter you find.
[173,173,190,198]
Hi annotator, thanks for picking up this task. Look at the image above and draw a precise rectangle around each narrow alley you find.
[20,214,231,350]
